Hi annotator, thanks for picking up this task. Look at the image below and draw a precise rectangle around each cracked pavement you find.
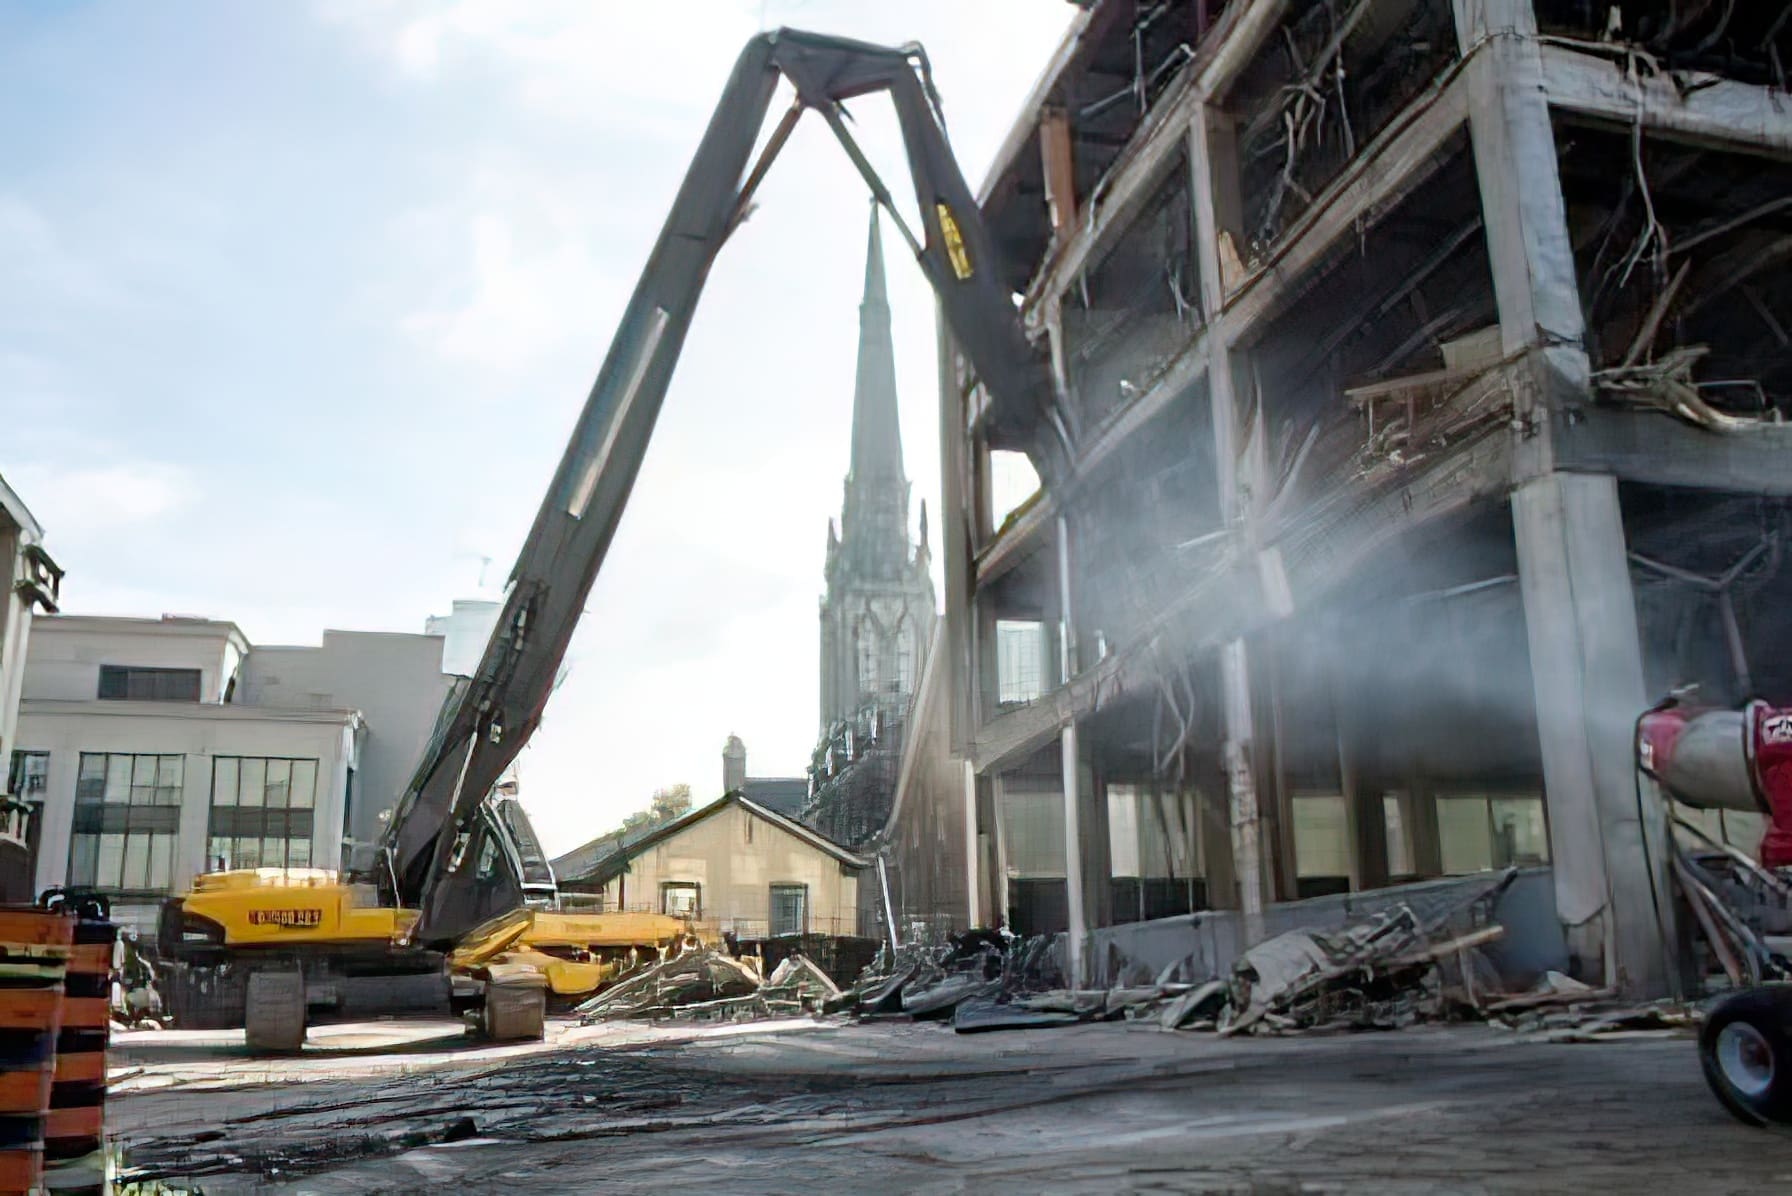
[111,1018,1791,1194]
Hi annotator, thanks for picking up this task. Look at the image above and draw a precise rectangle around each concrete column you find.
[1060,721,1087,984]
[1190,103,1269,940]
[1513,473,1674,996]
[31,749,76,896]
[937,322,977,753]
[1220,641,1266,938]
[991,772,1011,928]
[962,759,981,928]
[176,751,211,892]
[1456,0,1587,480]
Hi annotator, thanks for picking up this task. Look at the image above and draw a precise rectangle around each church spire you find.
[850,201,905,489]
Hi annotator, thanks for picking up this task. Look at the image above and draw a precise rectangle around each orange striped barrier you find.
[40,893,113,1174]
[0,906,72,1196]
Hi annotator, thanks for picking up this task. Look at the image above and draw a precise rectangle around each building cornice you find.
[20,698,363,729]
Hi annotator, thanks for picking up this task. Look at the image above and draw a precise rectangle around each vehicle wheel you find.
[1699,986,1792,1127]
[244,970,307,1054]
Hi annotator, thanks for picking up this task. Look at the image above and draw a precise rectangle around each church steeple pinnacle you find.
[817,202,939,731]
[849,201,905,490]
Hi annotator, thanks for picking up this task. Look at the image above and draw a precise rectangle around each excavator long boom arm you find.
[386,29,1057,946]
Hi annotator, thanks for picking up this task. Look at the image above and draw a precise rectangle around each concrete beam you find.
[1541,44,1792,159]
[1020,0,1288,322]
[1554,408,1792,496]
[1221,58,1473,341]
[974,493,1056,590]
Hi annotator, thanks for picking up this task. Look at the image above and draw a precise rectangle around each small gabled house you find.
[556,791,867,942]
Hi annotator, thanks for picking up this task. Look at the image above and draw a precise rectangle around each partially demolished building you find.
[885,0,1792,995]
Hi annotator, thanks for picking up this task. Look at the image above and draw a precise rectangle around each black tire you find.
[1699,986,1792,1127]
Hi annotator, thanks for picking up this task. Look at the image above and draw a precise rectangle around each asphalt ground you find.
[108,1016,1790,1194]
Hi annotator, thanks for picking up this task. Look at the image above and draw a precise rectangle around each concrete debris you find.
[576,948,839,1024]
[1492,998,1698,1044]
[1158,980,1228,1031]
[827,928,1067,1029]
[1594,345,1783,432]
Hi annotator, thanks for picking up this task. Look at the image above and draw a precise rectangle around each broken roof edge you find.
[974,2,1101,206]
[558,791,870,889]
[0,472,44,542]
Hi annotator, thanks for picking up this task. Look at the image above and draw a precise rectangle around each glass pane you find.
[1438,796,1494,874]
[105,756,132,803]
[262,836,284,869]
[1000,782,1067,878]
[1175,791,1203,878]
[145,833,172,890]
[213,757,239,806]
[289,760,317,809]
[1107,785,1141,878]
[69,834,99,886]
[996,620,1044,704]
[121,833,148,889]
[207,837,230,872]
[289,838,312,868]
[76,755,107,802]
[1293,794,1350,879]
[1384,793,1415,876]
[264,760,291,809]
[156,756,184,805]
[235,837,261,869]
[129,755,155,805]
[97,833,126,888]
[1490,797,1549,867]
[239,758,266,807]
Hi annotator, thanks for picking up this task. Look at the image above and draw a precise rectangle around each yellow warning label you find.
[936,202,973,280]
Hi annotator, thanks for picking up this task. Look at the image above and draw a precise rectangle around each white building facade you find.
[15,614,456,934]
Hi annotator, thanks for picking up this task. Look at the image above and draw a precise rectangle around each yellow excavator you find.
[156,27,1060,1052]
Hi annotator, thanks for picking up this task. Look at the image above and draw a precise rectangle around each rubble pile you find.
[914,871,1527,1037]
[575,949,841,1024]
[823,929,1068,1029]
[1205,906,1506,1035]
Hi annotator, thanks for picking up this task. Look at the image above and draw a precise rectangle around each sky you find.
[0,1,1073,854]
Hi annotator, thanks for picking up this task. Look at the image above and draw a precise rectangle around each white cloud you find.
[9,462,198,537]
[399,207,613,369]
[322,0,759,134]
[0,195,131,310]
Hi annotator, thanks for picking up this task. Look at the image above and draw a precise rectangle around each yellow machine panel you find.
[180,869,414,948]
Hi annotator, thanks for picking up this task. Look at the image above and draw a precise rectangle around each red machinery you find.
[1638,697,1792,867]
[1636,693,1792,1127]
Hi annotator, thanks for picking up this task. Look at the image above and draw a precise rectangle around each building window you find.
[7,751,49,800]
[1293,792,1351,897]
[207,757,318,871]
[996,619,1044,704]
[660,881,700,919]
[97,666,201,702]
[1000,778,1066,878]
[895,622,917,696]
[769,883,808,937]
[856,620,880,698]
[1437,793,1550,875]
[68,753,183,893]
